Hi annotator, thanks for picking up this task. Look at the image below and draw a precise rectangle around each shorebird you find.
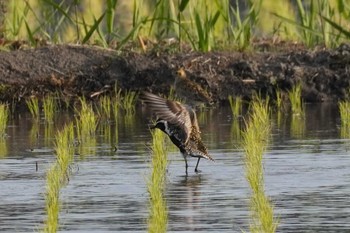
[140,92,214,174]
[174,68,213,105]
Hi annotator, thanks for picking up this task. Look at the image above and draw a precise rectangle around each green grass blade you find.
[179,0,189,12]
[322,15,350,38]
[82,12,106,44]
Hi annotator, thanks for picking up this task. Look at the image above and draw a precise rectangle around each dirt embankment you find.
[0,44,350,105]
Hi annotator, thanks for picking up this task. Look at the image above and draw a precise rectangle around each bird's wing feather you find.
[140,92,192,143]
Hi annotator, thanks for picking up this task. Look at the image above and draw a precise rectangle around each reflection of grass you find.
[290,115,305,138]
[228,95,242,118]
[0,139,7,158]
[77,136,97,158]
[0,104,8,137]
[44,123,75,233]
[242,97,278,233]
[44,122,54,146]
[288,83,304,116]
[230,118,241,140]
[29,119,40,147]
[43,95,56,123]
[148,129,168,233]
[75,98,98,141]
[339,101,350,138]
[26,97,40,119]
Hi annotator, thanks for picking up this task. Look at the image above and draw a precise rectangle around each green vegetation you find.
[75,98,98,140]
[339,101,350,138]
[228,95,242,118]
[98,95,112,121]
[44,123,75,233]
[242,96,278,233]
[26,97,40,119]
[121,90,138,114]
[0,104,8,137]
[288,82,304,116]
[43,95,56,123]
[148,128,168,233]
[3,0,350,51]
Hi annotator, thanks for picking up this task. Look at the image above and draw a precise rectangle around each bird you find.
[140,92,214,174]
[174,68,213,106]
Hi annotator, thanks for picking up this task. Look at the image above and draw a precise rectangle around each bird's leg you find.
[184,156,188,175]
[195,158,201,173]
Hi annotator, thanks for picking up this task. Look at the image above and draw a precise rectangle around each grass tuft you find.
[242,96,278,233]
[26,97,40,119]
[75,98,98,140]
[288,82,304,116]
[44,123,75,233]
[121,90,138,114]
[228,95,242,118]
[339,101,350,138]
[148,128,168,233]
[43,95,56,123]
[0,104,8,137]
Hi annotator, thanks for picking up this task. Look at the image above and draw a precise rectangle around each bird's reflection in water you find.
[166,174,205,231]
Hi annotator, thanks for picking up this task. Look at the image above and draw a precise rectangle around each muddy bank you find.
[0,44,350,105]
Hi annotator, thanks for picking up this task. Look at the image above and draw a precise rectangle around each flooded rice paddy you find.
[1,103,350,232]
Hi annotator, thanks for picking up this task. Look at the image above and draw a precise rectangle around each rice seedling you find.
[228,95,242,118]
[26,97,40,119]
[288,82,304,116]
[43,95,56,123]
[148,128,168,233]
[75,98,98,140]
[55,123,75,179]
[44,164,60,233]
[121,90,138,114]
[98,95,112,121]
[339,101,350,138]
[43,123,75,232]
[242,96,278,233]
[0,104,8,137]
[275,88,283,110]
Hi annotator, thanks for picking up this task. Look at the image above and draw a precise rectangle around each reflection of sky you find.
[1,104,350,232]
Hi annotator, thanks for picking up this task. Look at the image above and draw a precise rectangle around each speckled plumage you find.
[141,92,214,173]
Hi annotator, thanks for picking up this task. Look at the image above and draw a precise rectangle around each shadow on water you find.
[1,103,350,232]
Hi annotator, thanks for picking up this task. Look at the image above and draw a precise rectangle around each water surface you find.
[1,104,350,232]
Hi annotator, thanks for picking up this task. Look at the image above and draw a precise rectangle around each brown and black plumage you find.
[140,92,214,174]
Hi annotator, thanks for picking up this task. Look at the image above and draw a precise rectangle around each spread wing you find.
[140,92,192,143]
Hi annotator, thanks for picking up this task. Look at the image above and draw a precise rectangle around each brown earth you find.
[1,42,350,106]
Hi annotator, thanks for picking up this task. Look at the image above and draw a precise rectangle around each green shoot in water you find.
[288,82,304,116]
[228,95,242,118]
[0,104,8,137]
[44,123,75,233]
[43,95,56,123]
[148,128,168,233]
[122,90,138,114]
[75,98,98,140]
[242,96,278,233]
[26,97,40,119]
[339,101,350,138]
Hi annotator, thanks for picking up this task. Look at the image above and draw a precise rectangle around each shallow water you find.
[1,104,350,232]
